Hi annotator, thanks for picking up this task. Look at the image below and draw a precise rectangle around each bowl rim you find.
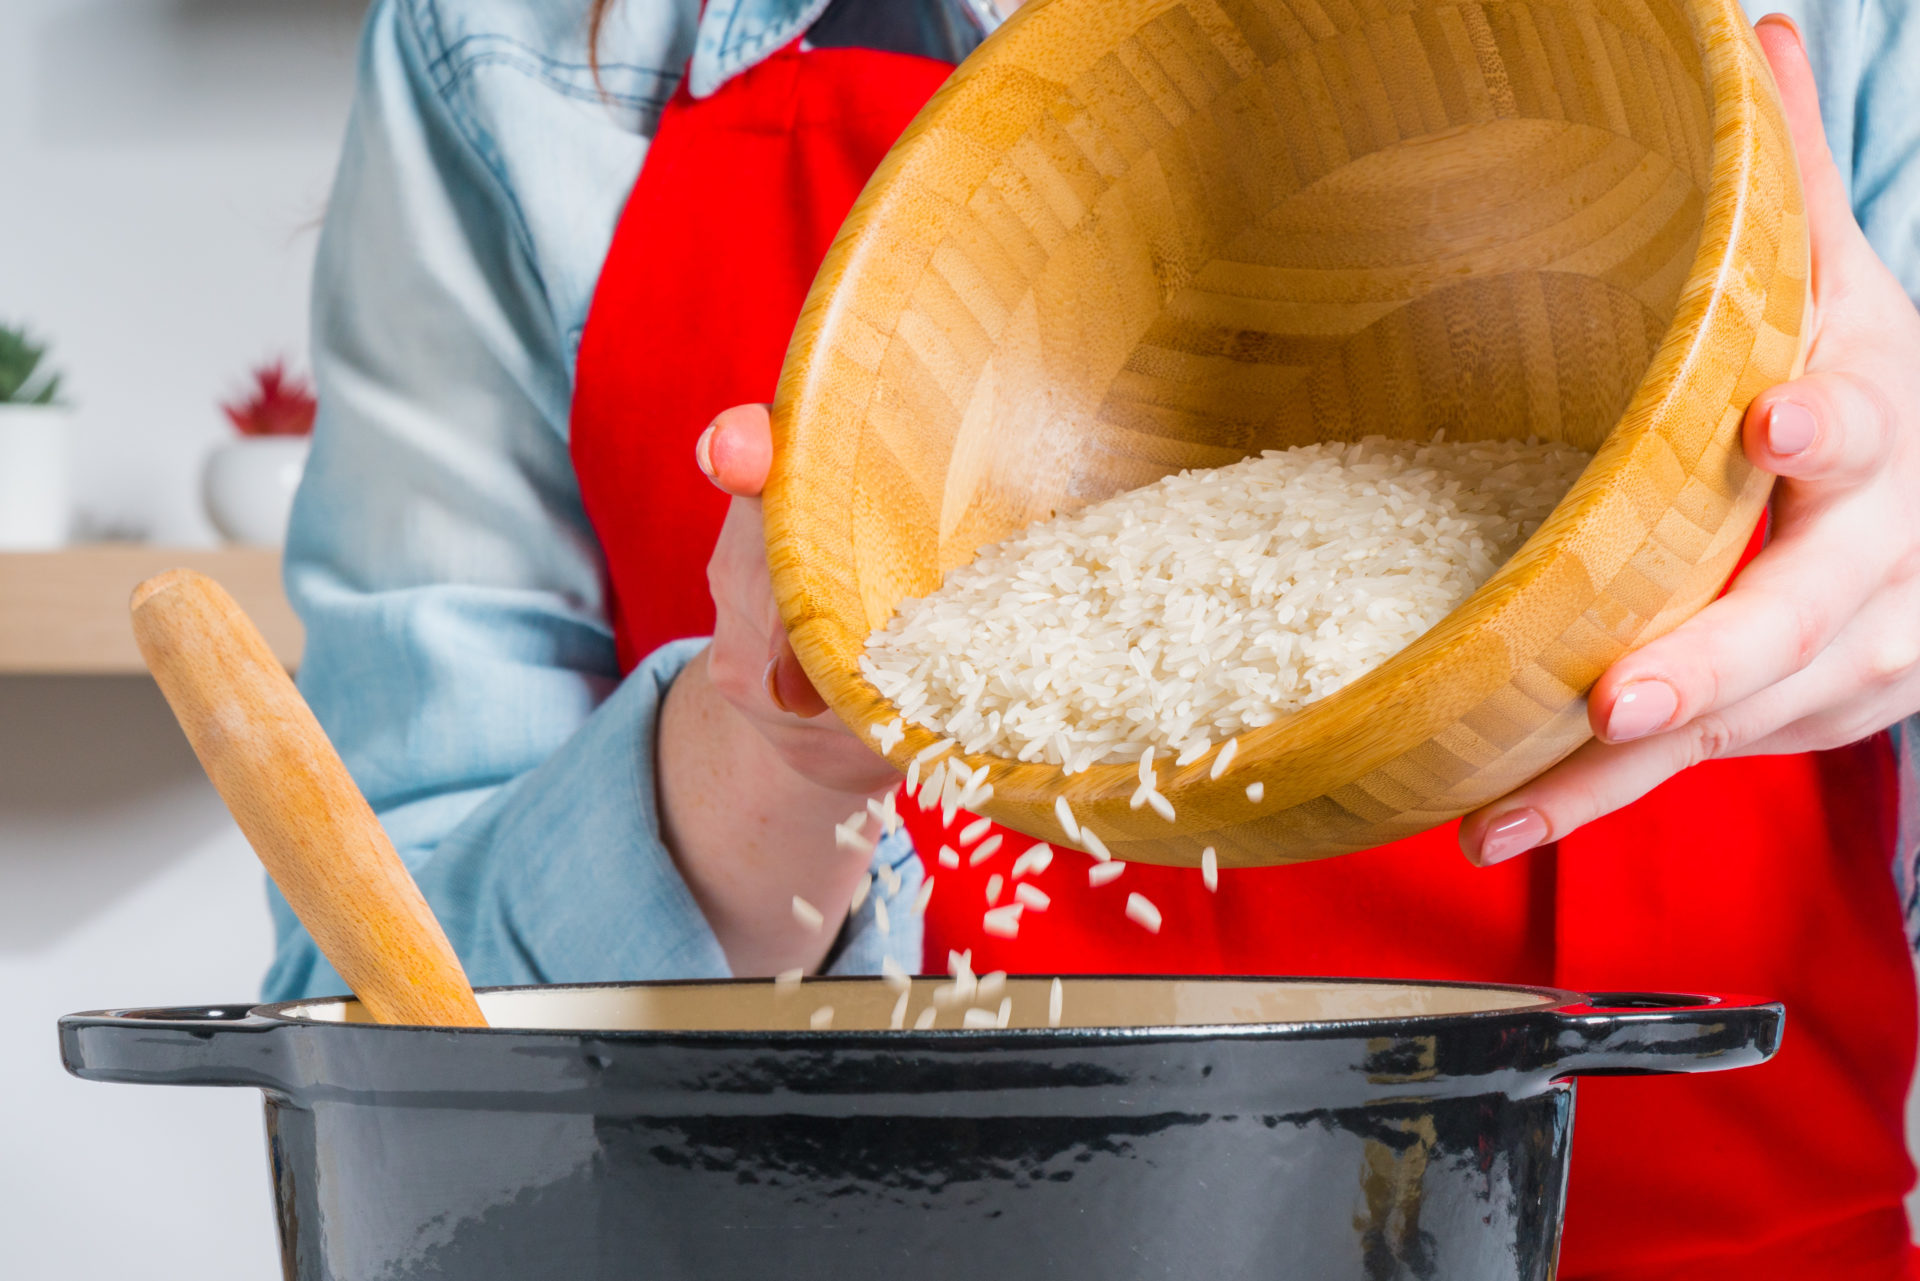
[767,0,1793,852]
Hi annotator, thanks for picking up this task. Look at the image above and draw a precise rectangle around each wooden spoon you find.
[131,569,485,1027]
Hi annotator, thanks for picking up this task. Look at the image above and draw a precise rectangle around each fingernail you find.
[763,655,790,714]
[1756,12,1802,41]
[695,424,718,480]
[1767,400,1817,457]
[1605,679,1679,743]
[1477,809,1548,866]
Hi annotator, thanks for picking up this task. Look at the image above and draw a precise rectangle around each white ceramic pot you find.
[0,404,73,550]
[202,436,310,548]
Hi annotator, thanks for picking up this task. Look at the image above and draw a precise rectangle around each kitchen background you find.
[4,2,1920,1278]
[2,1,364,1277]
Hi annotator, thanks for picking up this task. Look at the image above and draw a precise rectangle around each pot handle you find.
[59,1005,294,1092]
[1546,991,1784,1078]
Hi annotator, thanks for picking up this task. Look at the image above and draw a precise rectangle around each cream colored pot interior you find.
[285,978,1556,1033]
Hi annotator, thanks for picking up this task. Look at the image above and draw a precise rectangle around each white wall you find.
[2,3,365,1278]
[0,678,279,1280]
[1,0,366,545]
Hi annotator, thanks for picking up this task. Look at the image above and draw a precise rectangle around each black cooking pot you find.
[61,976,1779,1280]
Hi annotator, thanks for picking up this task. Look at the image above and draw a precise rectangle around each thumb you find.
[696,404,775,498]
[1754,15,1866,295]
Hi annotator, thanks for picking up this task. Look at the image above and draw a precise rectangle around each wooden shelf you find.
[0,545,303,674]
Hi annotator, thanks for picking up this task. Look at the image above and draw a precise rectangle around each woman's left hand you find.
[1461,13,1920,866]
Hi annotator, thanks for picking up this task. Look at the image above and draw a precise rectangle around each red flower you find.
[222,360,316,437]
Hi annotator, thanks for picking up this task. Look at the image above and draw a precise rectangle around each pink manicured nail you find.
[763,655,790,714]
[695,424,718,480]
[1478,810,1548,866]
[1767,401,1817,457]
[1605,679,1679,742]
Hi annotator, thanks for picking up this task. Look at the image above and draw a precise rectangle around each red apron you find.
[570,43,1917,1280]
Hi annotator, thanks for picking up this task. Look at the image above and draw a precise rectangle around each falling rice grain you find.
[1081,828,1113,863]
[774,968,804,992]
[1015,883,1051,912]
[963,1007,1000,1029]
[792,895,825,932]
[1054,796,1081,842]
[1245,782,1265,804]
[881,955,911,992]
[1048,977,1064,1027]
[1210,738,1239,780]
[1125,892,1163,934]
[997,996,1013,1028]
[875,897,890,936]
[971,833,1005,865]
[984,873,1004,905]
[810,1006,835,1030]
[1011,843,1054,879]
[983,903,1024,938]
[1145,789,1176,823]
[889,990,909,1030]
[1201,846,1218,892]
[978,970,1008,1001]
[913,876,935,915]
[959,816,993,846]
[849,872,872,912]
[1089,861,1127,887]
[938,844,961,869]
[914,1006,939,1029]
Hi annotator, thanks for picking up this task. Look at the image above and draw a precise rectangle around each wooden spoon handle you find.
[132,569,485,1028]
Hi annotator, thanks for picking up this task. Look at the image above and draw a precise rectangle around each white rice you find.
[1053,796,1081,841]
[874,897,890,936]
[912,875,935,915]
[881,955,911,991]
[774,967,805,992]
[1011,843,1053,879]
[958,816,994,846]
[938,844,961,869]
[914,1005,939,1030]
[862,437,1588,771]
[970,833,1004,864]
[849,872,872,913]
[985,873,1005,905]
[1048,977,1064,1026]
[962,1007,1000,1029]
[810,1005,835,1030]
[791,895,825,932]
[1245,782,1265,804]
[1088,860,1126,887]
[983,903,1024,938]
[1201,846,1218,892]
[1125,892,1163,934]
[889,989,910,1030]
[1015,882,1051,912]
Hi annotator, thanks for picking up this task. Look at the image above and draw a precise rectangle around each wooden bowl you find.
[765,0,1807,868]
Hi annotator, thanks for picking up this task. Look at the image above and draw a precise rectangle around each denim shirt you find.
[267,0,1920,1001]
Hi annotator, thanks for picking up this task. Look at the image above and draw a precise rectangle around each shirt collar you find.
[689,0,1004,98]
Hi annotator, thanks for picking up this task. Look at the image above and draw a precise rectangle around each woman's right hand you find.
[694,403,902,796]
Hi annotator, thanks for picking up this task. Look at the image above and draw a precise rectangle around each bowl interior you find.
[780,0,1714,635]
[285,978,1559,1032]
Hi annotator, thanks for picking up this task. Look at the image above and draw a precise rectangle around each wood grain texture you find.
[0,545,302,674]
[131,570,485,1027]
[766,0,1807,867]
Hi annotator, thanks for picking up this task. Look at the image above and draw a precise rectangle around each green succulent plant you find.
[0,323,65,406]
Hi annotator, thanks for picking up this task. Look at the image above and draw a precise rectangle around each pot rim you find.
[254,973,1654,1040]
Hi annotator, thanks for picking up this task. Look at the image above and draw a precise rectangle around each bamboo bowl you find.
[765,0,1807,868]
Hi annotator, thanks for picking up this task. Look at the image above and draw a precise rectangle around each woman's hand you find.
[694,403,901,797]
[655,404,899,975]
[1461,14,1920,866]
